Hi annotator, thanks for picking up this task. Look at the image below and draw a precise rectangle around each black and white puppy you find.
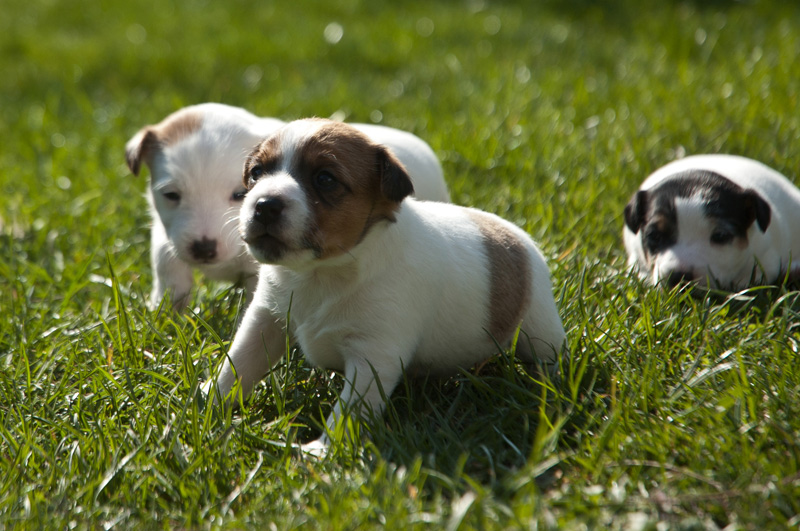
[208,118,566,452]
[624,154,800,289]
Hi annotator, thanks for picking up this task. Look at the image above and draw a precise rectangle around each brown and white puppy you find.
[624,154,800,289]
[125,103,450,310]
[207,118,566,452]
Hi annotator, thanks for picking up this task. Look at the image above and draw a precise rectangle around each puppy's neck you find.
[282,214,398,284]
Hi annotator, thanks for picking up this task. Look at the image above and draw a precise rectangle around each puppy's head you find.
[623,169,771,289]
[126,105,273,270]
[239,119,414,267]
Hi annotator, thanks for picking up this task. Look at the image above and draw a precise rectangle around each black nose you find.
[666,270,693,288]
[190,238,217,261]
[253,197,285,225]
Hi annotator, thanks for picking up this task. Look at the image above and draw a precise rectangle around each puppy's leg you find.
[516,266,566,372]
[241,273,258,308]
[150,222,193,311]
[207,299,287,406]
[303,352,405,454]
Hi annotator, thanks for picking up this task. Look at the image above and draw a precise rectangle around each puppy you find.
[623,154,800,289]
[208,118,566,451]
[125,103,450,310]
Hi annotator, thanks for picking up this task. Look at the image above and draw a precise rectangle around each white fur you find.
[208,121,565,452]
[126,103,450,310]
[624,154,800,289]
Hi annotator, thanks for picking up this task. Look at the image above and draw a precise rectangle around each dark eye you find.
[249,165,265,183]
[315,171,339,191]
[710,230,734,245]
[232,189,247,201]
[163,191,181,202]
[645,228,669,253]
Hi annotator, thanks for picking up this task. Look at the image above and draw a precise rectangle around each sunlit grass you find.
[2,0,800,528]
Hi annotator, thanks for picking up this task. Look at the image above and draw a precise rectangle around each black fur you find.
[625,169,772,255]
[378,147,414,203]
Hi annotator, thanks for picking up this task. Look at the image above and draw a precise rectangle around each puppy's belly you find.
[294,310,501,377]
[411,333,499,374]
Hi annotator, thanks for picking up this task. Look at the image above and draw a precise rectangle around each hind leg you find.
[515,284,566,375]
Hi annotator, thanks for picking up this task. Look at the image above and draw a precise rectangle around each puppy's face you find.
[126,108,263,269]
[239,119,414,267]
[624,170,771,289]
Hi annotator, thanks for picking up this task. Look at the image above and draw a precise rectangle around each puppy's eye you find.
[315,171,339,191]
[232,189,247,201]
[163,191,181,202]
[249,165,265,183]
[645,228,669,252]
[710,230,734,245]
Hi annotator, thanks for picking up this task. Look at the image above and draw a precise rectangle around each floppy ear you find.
[378,146,414,203]
[125,128,158,176]
[744,189,771,232]
[623,190,648,234]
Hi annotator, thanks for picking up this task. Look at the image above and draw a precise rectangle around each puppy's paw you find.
[200,378,215,400]
[148,288,190,313]
[300,437,330,458]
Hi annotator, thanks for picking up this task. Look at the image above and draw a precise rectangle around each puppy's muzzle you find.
[665,270,694,288]
[242,195,291,261]
[190,237,218,262]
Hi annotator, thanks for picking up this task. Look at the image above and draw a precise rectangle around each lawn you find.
[2,0,800,528]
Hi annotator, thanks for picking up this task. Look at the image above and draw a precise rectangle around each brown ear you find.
[378,147,414,203]
[125,128,159,176]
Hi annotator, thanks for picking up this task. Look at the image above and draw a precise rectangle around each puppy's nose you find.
[190,238,217,262]
[253,197,285,225]
[666,270,693,288]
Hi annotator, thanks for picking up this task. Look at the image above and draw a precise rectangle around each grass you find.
[2,0,800,528]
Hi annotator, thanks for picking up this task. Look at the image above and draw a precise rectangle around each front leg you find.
[303,351,406,454]
[207,293,288,406]
[149,222,193,311]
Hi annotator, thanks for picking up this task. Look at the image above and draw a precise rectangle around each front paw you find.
[148,288,190,312]
[300,436,330,458]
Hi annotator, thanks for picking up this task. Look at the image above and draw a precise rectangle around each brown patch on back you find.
[468,211,532,343]
[126,109,203,175]
[292,120,413,259]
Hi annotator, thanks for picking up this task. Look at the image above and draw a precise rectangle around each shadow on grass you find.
[356,348,601,499]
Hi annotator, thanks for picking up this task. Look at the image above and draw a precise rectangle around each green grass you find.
[3,0,800,528]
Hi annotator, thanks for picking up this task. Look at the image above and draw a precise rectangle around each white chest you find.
[268,268,370,371]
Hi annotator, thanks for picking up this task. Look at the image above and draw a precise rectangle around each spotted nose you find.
[666,270,693,288]
[253,197,285,225]
[190,238,217,262]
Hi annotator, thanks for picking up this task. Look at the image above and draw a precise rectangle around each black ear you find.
[378,147,414,203]
[125,128,158,176]
[744,189,771,232]
[623,190,649,234]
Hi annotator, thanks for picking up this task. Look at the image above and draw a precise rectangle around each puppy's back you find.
[387,200,564,367]
[465,208,565,363]
[642,155,800,205]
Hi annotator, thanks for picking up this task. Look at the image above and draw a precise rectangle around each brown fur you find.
[247,120,414,260]
[468,210,532,343]
[126,109,203,176]
[244,134,283,189]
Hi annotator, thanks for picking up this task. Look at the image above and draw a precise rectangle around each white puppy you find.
[623,154,800,289]
[209,118,566,451]
[125,103,450,310]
